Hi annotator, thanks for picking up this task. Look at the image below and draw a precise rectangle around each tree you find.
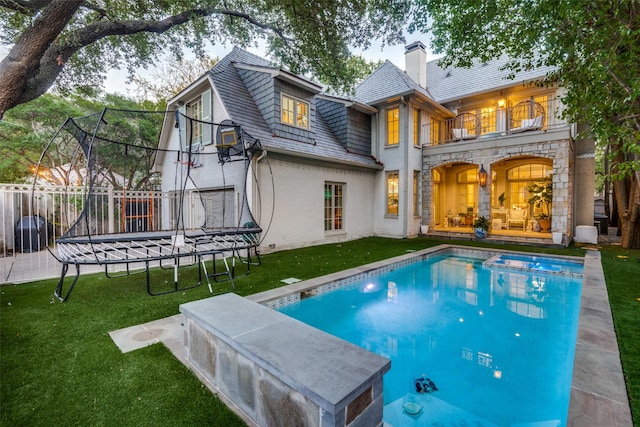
[316,55,384,89]
[412,0,640,248]
[132,55,220,103]
[0,92,161,188]
[0,0,409,119]
[0,93,84,182]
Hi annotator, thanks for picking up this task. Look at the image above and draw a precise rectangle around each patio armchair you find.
[452,128,474,140]
[509,99,546,133]
[451,112,480,141]
[507,208,527,230]
[511,115,544,133]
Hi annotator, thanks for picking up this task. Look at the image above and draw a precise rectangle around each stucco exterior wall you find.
[373,103,426,238]
[254,156,376,252]
[374,103,410,238]
[160,86,254,230]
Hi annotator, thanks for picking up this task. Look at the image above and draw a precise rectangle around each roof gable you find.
[355,60,436,105]
[209,47,379,169]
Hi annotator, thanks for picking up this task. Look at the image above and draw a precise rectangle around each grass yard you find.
[1,237,638,426]
[598,244,640,426]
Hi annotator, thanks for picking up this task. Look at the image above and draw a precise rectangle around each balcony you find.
[423,98,568,146]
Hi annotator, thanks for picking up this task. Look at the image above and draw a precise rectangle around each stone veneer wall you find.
[180,294,390,427]
[422,132,574,240]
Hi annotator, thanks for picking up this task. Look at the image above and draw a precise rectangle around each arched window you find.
[507,163,552,209]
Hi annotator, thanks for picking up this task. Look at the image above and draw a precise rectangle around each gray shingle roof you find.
[209,48,379,168]
[426,56,556,103]
[355,60,436,105]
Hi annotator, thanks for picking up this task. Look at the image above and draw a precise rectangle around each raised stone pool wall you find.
[180,294,391,427]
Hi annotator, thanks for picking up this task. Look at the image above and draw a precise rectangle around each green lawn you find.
[1,237,638,426]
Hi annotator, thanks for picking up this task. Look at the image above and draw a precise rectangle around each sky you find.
[102,33,437,96]
[0,32,438,98]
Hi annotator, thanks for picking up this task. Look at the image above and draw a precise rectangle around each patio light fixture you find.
[497,98,506,109]
[478,165,488,187]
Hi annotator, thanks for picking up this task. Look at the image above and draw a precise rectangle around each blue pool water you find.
[484,254,584,277]
[278,254,583,426]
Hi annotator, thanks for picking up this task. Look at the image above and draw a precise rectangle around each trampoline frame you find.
[53,227,262,301]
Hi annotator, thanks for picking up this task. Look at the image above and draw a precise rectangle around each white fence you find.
[0,183,166,284]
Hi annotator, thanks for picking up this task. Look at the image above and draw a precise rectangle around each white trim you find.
[234,62,322,93]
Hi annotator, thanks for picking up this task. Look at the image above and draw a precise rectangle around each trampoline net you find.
[37,108,263,250]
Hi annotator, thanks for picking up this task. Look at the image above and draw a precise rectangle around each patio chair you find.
[508,208,527,230]
[451,112,480,141]
[509,100,546,133]
[511,115,544,133]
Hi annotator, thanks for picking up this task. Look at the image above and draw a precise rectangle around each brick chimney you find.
[405,41,427,88]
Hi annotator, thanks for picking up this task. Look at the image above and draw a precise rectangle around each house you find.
[155,48,382,250]
[155,43,595,251]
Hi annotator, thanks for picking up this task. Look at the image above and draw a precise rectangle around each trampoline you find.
[36,108,264,301]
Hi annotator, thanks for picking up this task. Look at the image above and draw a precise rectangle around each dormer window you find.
[282,94,309,129]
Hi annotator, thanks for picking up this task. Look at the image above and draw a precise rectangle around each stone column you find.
[551,141,571,234]
[477,163,491,220]
[422,164,433,227]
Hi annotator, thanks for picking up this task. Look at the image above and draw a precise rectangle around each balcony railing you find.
[423,98,568,146]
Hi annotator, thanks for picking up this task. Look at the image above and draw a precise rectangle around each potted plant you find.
[473,216,490,238]
[527,175,553,232]
[498,192,507,208]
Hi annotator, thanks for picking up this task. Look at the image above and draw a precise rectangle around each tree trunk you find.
[618,171,640,248]
[0,0,83,120]
[0,2,224,121]
[612,141,640,248]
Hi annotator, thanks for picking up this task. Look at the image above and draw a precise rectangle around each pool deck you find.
[109,245,632,427]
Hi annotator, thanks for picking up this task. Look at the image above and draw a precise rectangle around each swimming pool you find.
[277,253,583,426]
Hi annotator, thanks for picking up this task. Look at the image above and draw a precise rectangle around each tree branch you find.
[0,3,290,119]
[0,0,83,119]
[0,0,49,13]
[79,1,108,19]
[606,67,633,96]
[67,7,291,48]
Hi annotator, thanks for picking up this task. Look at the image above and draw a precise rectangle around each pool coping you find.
[248,244,633,427]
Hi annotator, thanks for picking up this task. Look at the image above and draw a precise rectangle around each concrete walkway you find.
[109,314,185,364]
[0,248,161,284]
[108,247,632,427]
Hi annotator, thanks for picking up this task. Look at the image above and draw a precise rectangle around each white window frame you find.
[324,182,344,232]
[413,108,421,146]
[186,97,203,145]
[281,93,310,129]
[413,170,420,217]
[387,108,399,146]
[181,89,212,148]
[386,171,399,216]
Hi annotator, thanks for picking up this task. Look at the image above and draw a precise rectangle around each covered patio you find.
[428,156,556,242]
